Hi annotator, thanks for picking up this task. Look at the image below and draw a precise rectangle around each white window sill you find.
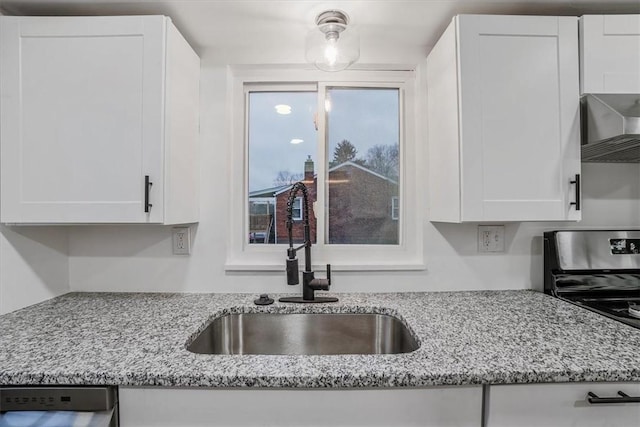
[224,261,426,272]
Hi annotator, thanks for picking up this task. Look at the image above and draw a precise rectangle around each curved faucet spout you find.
[286,181,312,272]
[281,181,337,303]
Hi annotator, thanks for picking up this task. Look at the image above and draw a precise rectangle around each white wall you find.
[66,61,640,295]
[0,226,69,314]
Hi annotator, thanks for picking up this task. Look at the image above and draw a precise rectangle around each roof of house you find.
[250,161,397,198]
[328,161,398,185]
[248,184,291,198]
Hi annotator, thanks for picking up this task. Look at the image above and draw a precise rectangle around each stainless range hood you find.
[581,94,640,162]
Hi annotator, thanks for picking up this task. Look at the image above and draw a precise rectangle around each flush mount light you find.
[290,138,304,144]
[275,104,292,115]
[305,10,359,72]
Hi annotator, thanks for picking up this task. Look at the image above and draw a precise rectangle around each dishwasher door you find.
[0,386,118,427]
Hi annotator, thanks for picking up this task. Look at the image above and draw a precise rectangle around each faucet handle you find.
[286,257,300,286]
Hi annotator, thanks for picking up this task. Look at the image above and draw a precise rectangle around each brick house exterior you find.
[271,160,398,244]
[274,158,317,244]
[326,162,398,244]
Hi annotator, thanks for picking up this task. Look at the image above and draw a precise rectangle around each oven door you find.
[0,386,118,427]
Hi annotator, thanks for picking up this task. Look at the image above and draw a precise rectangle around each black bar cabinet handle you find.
[587,391,640,404]
[144,175,153,213]
[570,174,580,211]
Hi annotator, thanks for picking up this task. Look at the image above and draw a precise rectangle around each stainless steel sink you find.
[187,313,419,355]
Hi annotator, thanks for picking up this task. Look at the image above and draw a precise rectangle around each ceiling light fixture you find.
[275,104,292,115]
[305,10,359,72]
[290,138,304,144]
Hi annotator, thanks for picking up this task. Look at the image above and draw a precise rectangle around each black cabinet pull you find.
[587,391,640,404]
[144,175,153,213]
[570,174,580,211]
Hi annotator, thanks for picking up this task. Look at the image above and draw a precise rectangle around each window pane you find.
[247,91,317,244]
[291,197,303,221]
[326,88,400,245]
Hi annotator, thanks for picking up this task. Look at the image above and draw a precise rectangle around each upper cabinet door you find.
[1,16,165,223]
[428,15,581,222]
[580,14,640,94]
[458,15,580,222]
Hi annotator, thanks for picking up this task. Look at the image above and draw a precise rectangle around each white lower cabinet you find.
[487,383,640,427]
[119,386,482,427]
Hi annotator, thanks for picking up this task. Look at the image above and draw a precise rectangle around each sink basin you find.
[187,313,419,355]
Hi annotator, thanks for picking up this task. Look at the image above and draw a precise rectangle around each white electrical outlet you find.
[172,227,191,255]
[478,225,505,253]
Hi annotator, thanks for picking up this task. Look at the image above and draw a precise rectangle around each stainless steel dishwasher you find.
[0,386,118,427]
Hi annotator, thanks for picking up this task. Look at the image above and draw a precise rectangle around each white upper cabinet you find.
[580,14,640,94]
[1,16,200,224]
[427,15,581,223]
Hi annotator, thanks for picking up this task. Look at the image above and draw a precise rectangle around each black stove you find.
[544,230,640,329]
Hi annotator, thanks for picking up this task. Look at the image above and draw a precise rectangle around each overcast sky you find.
[248,88,399,192]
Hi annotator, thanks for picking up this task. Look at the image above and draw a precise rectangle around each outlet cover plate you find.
[172,227,191,255]
[478,225,505,253]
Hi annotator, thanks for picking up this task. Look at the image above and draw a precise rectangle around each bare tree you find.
[273,170,303,186]
[365,144,399,180]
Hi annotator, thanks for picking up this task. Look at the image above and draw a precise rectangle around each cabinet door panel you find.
[458,15,580,221]
[21,36,143,204]
[581,15,640,94]
[488,383,640,427]
[1,17,164,223]
[121,386,482,427]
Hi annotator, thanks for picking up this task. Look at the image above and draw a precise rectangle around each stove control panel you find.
[610,239,640,255]
[551,230,640,270]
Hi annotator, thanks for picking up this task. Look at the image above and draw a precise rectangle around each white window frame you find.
[226,67,424,271]
[391,196,400,221]
[291,197,303,221]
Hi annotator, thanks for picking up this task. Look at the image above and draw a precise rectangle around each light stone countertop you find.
[0,290,639,388]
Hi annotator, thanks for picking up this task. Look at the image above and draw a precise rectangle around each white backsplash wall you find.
[0,226,69,314]
[66,63,640,294]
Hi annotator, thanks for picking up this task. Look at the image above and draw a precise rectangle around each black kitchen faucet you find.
[278,181,338,303]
